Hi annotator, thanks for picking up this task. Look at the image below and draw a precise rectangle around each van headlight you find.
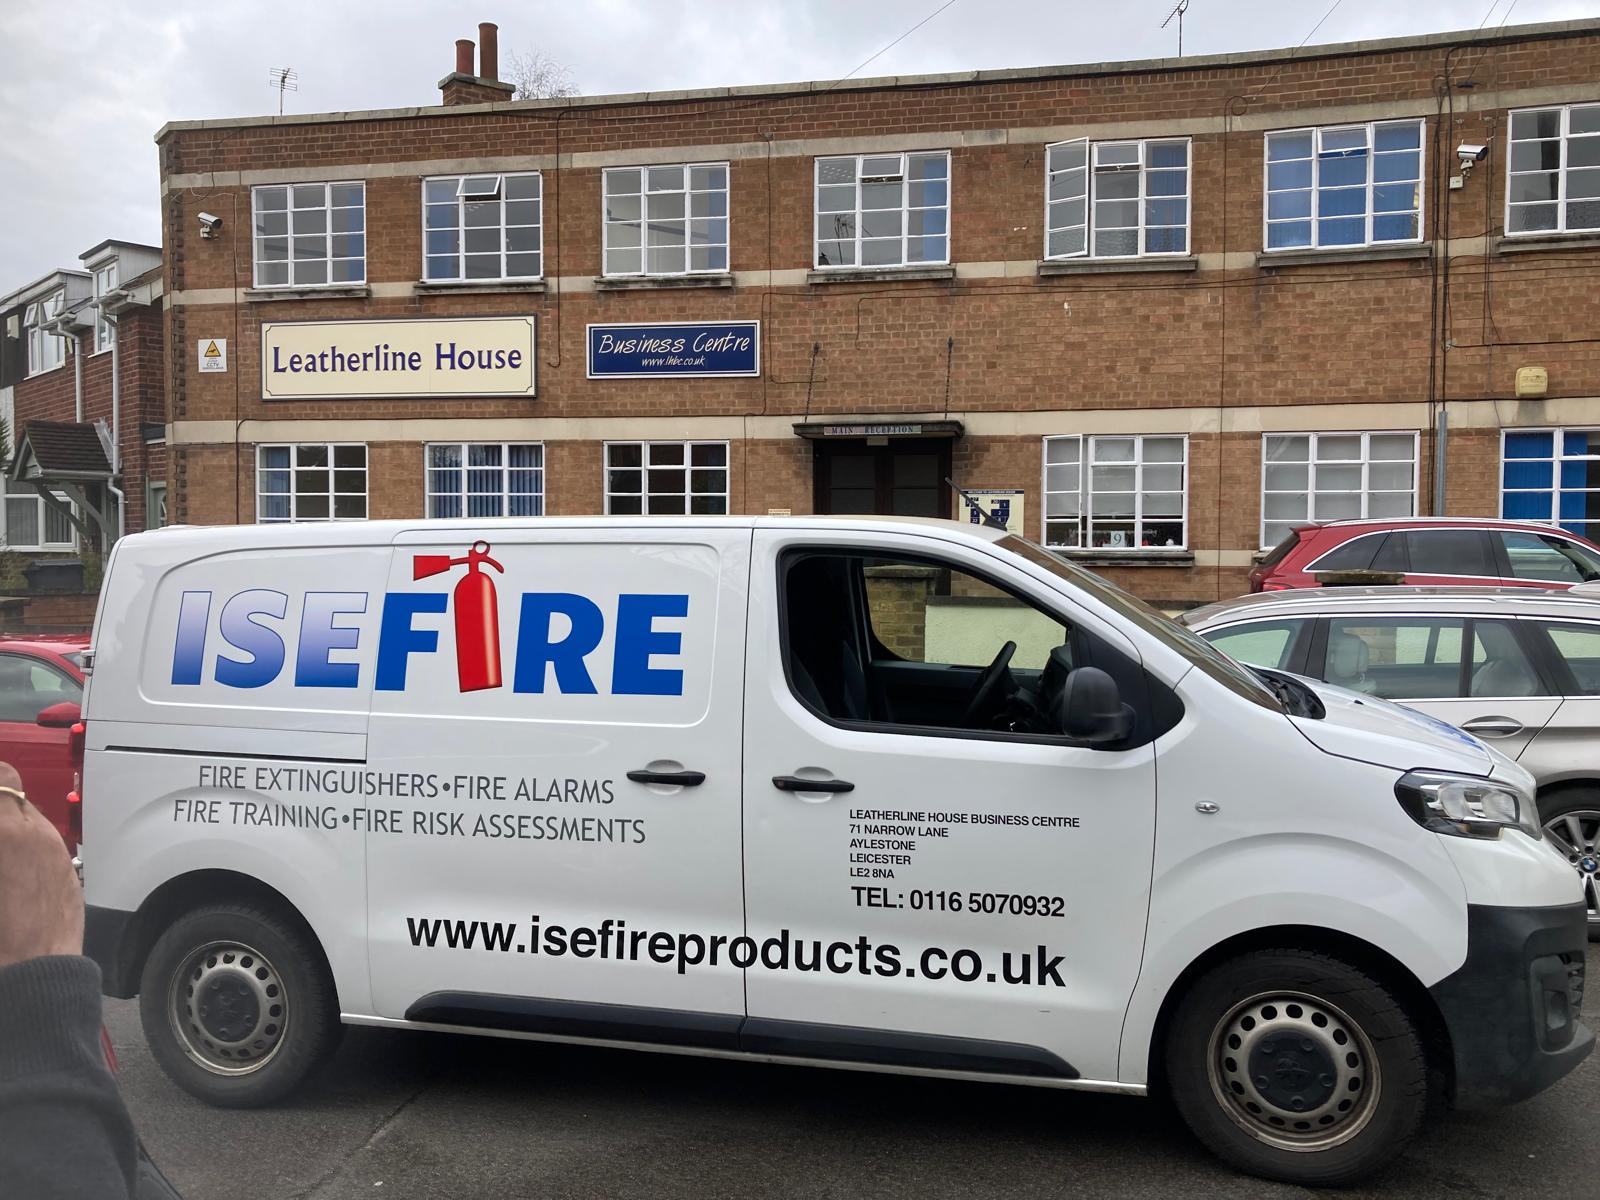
[1394,770,1541,841]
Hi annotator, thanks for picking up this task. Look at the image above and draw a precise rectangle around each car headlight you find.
[1394,770,1542,841]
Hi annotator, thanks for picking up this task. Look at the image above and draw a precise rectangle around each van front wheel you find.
[138,903,341,1107]
[1164,949,1428,1186]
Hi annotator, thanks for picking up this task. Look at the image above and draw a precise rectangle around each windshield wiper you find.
[1250,667,1327,720]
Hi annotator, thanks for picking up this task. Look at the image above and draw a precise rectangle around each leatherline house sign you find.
[260,317,536,400]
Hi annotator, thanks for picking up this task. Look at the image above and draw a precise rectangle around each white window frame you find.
[1500,427,1600,537]
[0,482,76,551]
[255,443,368,523]
[92,261,117,354]
[421,172,544,283]
[1041,434,1188,551]
[1043,136,1191,260]
[601,163,730,278]
[1260,431,1419,549]
[423,442,546,518]
[813,151,951,270]
[24,290,65,376]
[603,440,729,516]
[1505,102,1600,238]
[251,182,367,289]
[1262,120,1425,252]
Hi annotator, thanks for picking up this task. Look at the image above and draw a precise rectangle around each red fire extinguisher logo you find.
[412,541,504,692]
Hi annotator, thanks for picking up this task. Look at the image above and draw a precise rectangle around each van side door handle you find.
[772,775,855,793]
[1460,716,1525,739]
[626,769,706,786]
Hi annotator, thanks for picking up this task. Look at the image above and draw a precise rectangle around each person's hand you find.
[0,762,82,968]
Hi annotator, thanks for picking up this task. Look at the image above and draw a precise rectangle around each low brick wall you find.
[12,592,97,634]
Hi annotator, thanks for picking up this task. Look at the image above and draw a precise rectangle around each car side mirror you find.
[1057,667,1134,745]
[37,700,81,729]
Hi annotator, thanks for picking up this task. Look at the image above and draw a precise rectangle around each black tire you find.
[138,903,342,1107]
[1536,789,1600,942]
[1164,949,1428,1187]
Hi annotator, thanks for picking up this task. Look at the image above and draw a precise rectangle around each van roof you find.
[125,514,1013,549]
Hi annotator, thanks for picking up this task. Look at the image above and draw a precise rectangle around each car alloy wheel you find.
[1542,809,1600,929]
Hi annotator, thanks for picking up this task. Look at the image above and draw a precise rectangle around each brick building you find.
[0,241,167,606]
[154,18,1600,604]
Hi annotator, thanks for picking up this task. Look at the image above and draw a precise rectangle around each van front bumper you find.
[1429,902,1592,1109]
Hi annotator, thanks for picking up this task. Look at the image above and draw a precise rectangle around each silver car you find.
[1179,585,1600,934]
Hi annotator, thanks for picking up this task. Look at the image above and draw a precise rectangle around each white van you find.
[79,517,1589,1185]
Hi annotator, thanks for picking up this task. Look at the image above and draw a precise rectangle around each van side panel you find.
[83,527,388,1011]
[363,528,751,1025]
[1117,675,1470,1085]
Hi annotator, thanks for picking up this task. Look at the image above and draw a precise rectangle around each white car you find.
[78,519,1588,1185]
[1181,585,1600,935]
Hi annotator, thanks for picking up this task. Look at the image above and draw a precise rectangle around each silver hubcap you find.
[1206,991,1380,1152]
[1542,809,1600,926]
[169,940,287,1075]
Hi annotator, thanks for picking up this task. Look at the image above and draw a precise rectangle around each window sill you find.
[1059,550,1196,568]
[594,274,734,292]
[1494,233,1600,255]
[414,279,547,296]
[244,285,372,302]
[1037,256,1197,276]
[23,365,68,380]
[1254,244,1431,269]
[807,265,956,285]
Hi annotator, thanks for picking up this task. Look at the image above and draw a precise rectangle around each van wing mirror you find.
[1057,667,1134,745]
[37,700,81,729]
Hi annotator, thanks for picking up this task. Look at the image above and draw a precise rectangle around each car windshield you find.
[999,535,1283,710]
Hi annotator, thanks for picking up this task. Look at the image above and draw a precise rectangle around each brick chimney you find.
[439,23,515,105]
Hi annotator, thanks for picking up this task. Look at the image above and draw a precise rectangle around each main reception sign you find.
[260,316,537,400]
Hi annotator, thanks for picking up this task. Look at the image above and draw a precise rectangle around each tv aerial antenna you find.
[1161,0,1191,57]
[268,67,298,116]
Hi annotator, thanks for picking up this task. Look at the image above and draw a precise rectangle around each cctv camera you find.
[198,212,222,238]
[1457,144,1488,163]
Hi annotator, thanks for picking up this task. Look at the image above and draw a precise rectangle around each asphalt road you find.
[108,946,1598,1200]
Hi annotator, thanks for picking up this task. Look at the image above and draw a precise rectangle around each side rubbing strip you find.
[738,1016,1078,1078]
[406,993,743,1050]
[404,992,1078,1078]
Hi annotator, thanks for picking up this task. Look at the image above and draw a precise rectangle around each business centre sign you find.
[587,321,760,379]
[261,316,537,400]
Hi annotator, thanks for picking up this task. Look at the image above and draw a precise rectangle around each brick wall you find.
[11,299,167,539]
[153,23,1600,605]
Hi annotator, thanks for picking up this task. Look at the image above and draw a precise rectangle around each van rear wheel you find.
[1164,949,1427,1186]
[139,903,341,1107]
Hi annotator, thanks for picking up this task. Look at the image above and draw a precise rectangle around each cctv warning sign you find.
[198,339,228,374]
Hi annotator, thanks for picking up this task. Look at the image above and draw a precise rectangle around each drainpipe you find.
[103,312,125,543]
[72,336,83,422]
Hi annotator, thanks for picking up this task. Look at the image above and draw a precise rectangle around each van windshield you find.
[999,535,1283,711]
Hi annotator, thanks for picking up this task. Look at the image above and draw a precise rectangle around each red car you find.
[0,635,88,849]
[1250,518,1600,593]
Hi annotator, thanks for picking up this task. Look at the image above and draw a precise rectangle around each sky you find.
[0,0,1594,289]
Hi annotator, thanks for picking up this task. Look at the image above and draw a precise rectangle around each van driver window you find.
[780,550,1078,736]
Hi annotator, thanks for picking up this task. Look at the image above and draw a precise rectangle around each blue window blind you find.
[1265,121,1423,251]
[1502,430,1600,537]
